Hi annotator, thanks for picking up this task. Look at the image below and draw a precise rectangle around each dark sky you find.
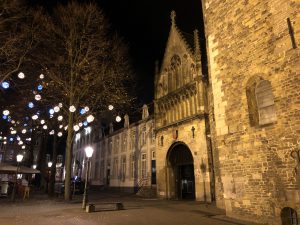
[100,0,204,104]
[30,0,204,104]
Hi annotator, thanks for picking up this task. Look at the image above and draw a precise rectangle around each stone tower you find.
[201,0,300,224]
[154,11,213,202]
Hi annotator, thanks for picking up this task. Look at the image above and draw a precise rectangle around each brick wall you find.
[202,0,300,224]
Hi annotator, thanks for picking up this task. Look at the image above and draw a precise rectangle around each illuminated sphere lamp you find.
[84,106,89,112]
[54,106,60,113]
[43,125,48,130]
[2,115,7,120]
[108,105,114,111]
[85,146,94,158]
[3,110,9,116]
[57,115,63,121]
[40,120,45,124]
[28,102,34,108]
[39,74,44,79]
[86,115,94,123]
[80,108,86,115]
[116,115,122,123]
[35,94,41,101]
[37,85,43,91]
[32,115,38,120]
[16,154,23,163]
[21,129,26,134]
[49,108,54,115]
[69,105,76,112]
[18,72,25,79]
[73,125,79,131]
[48,161,53,168]
[1,81,10,89]
[22,145,26,149]
[57,132,62,137]
[83,121,88,127]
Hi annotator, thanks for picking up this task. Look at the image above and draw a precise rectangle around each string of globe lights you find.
[0,72,123,150]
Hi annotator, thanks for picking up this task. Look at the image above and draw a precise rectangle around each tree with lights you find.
[32,2,134,200]
[0,0,40,83]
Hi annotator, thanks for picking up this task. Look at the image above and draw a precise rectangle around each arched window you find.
[281,207,298,225]
[246,78,276,126]
[255,80,276,125]
[170,55,181,89]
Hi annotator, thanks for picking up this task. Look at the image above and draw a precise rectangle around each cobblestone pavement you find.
[0,190,261,225]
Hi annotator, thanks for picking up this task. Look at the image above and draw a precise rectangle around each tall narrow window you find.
[130,154,135,179]
[121,156,126,181]
[113,157,118,178]
[255,80,276,125]
[141,153,147,179]
[281,207,298,225]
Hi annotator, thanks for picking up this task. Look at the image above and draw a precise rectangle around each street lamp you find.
[11,154,23,201]
[46,161,52,193]
[82,146,94,210]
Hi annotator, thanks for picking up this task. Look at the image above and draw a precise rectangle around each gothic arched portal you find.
[166,142,195,200]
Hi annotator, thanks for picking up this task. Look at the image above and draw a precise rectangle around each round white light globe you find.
[35,94,41,101]
[3,110,9,116]
[57,115,63,121]
[73,125,79,131]
[18,72,25,79]
[43,125,47,130]
[54,106,60,112]
[57,132,62,137]
[108,105,114,111]
[69,105,76,112]
[86,115,94,123]
[116,115,121,122]
[39,74,44,79]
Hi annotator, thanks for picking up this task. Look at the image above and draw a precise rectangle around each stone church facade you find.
[155,2,300,224]
[154,12,214,202]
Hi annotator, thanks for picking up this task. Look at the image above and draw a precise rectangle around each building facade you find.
[201,1,299,224]
[72,105,156,194]
[154,12,214,202]
[154,5,300,224]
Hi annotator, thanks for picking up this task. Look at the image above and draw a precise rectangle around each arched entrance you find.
[166,142,195,200]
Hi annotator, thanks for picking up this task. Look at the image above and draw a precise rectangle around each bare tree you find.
[32,2,134,200]
[0,0,40,83]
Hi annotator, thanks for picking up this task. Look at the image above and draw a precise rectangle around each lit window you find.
[85,127,91,135]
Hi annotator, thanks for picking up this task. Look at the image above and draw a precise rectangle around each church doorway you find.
[167,142,195,200]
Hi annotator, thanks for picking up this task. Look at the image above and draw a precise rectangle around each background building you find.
[72,104,156,195]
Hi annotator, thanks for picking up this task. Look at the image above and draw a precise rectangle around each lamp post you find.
[11,154,23,201]
[82,146,94,210]
[46,161,52,193]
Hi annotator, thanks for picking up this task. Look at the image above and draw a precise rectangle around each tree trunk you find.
[49,135,58,196]
[64,111,74,200]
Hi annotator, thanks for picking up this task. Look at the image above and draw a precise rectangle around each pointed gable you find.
[155,11,202,100]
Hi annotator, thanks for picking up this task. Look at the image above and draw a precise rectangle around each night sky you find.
[100,0,204,104]
[30,0,204,104]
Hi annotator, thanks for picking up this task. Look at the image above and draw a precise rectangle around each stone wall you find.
[202,0,300,224]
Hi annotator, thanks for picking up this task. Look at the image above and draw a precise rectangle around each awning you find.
[0,163,40,174]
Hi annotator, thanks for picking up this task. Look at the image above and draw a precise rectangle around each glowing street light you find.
[82,146,94,210]
[11,154,23,201]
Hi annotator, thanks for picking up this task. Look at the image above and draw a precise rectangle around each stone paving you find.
[0,190,262,225]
